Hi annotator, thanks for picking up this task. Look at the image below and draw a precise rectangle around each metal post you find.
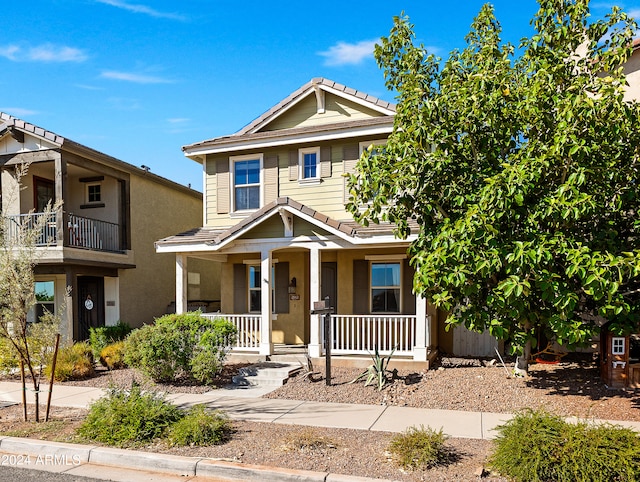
[324,311,331,386]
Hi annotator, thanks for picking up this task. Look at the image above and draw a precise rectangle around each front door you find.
[77,276,105,340]
[34,176,54,212]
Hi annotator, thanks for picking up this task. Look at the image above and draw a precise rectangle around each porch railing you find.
[5,213,57,246]
[328,314,417,356]
[68,213,120,252]
[201,313,261,352]
[4,212,122,252]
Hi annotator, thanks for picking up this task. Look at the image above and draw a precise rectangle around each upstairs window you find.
[86,183,101,204]
[299,147,320,181]
[233,156,261,211]
[371,262,400,313]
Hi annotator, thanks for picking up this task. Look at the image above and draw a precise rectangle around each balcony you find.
[5,212,123,252]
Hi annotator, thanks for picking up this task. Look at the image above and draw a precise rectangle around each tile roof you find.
[155,197,418,248]
[0,112,65,144]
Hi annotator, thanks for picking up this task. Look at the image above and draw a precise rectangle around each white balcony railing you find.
[201,313,261,352]
[5,212,57,246]
[328,314,417,356]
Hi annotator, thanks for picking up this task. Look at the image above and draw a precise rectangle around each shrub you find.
[388,425,448,470]
[77,384,182,447]
[489,409,640,482]
[99,341,126,370]
[167,405,231,446]
[123,312,237,384]
[89,321,132,361]
[0,337,18,374]
[46,341,95,381]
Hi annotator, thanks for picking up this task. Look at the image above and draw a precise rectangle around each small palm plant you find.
[350,346,396,390]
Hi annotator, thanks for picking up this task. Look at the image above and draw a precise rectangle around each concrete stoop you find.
[232,362,302,387]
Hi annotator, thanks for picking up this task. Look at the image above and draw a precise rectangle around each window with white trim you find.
[371,262,401,313]
[612,337,625,355]
[247,265,277,313]
[232,155,261,211]
[299,147,320,181]
[359,139,387,156]
[86,183,102,204]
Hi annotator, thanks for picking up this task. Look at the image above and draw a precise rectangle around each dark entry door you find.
[321,262,338,312]
[77,276,105,340]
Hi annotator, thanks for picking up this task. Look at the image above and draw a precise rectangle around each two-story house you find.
[157,77,483,367]
[0,112,220,341]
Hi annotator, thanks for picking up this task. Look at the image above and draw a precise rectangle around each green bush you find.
[167,404,231,446]
[46,341,95,381]
[123,312,237,384]
[388,425,448,470]
[0,337,18,374]
[489,409,640,482]
[89,321,132,360]
[99,341,126,370]
[77,384,182,447]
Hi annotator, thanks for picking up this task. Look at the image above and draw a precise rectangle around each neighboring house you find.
[0,112,219,341]
[156,78,497,365]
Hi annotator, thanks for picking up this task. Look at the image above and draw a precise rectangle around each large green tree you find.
[347,0,640,373]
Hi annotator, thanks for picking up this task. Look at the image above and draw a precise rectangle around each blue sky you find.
[2,1,638,190]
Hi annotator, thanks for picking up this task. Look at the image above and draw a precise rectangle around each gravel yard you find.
[1,355,638,481]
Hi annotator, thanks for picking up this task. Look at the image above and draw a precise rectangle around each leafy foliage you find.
[77,383,182,447]
[388,425,448,470]
[489,409,640,481]
[347,1,640,368]
[167,405,231,447]
[123,312,237,384]
[99,341,126,370]
[89,321,131,361]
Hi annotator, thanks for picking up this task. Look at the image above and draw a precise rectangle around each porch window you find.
[248,266,261,312]
[34,281,55,322]
[299,147,320,181]
[371,262,400,313]
[233,156,261,211]
[247,265,279,313]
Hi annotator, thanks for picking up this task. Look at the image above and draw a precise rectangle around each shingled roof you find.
[155,197,417,250]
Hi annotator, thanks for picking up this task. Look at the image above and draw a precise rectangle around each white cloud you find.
[318,39,377,66]
[101,70,173,84]
[0,107,38,117]
[628,8,640,19]
[167,117,189,124]
[107,97,141,110]
[0,43,87,62]
[96,0,186,21]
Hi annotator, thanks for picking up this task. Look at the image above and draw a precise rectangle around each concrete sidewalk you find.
[1,380,640,481]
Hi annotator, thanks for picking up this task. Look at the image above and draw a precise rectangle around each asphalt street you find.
[0,464,105,481]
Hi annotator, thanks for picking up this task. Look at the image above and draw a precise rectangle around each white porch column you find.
[413,295,428,361]
[259,249,273,355]
[176,254,188,314]
[308,247,322,357]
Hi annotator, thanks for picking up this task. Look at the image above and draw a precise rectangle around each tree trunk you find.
[513,338,531,377]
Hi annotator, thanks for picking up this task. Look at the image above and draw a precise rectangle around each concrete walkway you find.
[1,380,639,481]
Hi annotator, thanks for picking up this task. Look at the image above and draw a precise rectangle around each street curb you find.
[0,436,394,482]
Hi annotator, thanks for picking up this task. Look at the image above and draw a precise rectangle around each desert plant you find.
[89,321,131,360]
[388,425,448,470]
[280,428,337,453]
[489,409,640,482]
[167,404,231,447]
[99,341,126,370]
[45,341,94,382]
[77,383,182,447]
[123,313,237,384]
[0,336,19,374]
[350,347,396,390]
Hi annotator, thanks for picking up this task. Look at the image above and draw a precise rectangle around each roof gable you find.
[236,78,395,136]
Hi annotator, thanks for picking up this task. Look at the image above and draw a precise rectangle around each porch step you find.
[232,362,302,387]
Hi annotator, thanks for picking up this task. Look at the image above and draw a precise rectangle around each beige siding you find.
[119,175,217,326]
[264,94,385,131]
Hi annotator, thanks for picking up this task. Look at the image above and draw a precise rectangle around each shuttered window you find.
[231,154,262,212]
